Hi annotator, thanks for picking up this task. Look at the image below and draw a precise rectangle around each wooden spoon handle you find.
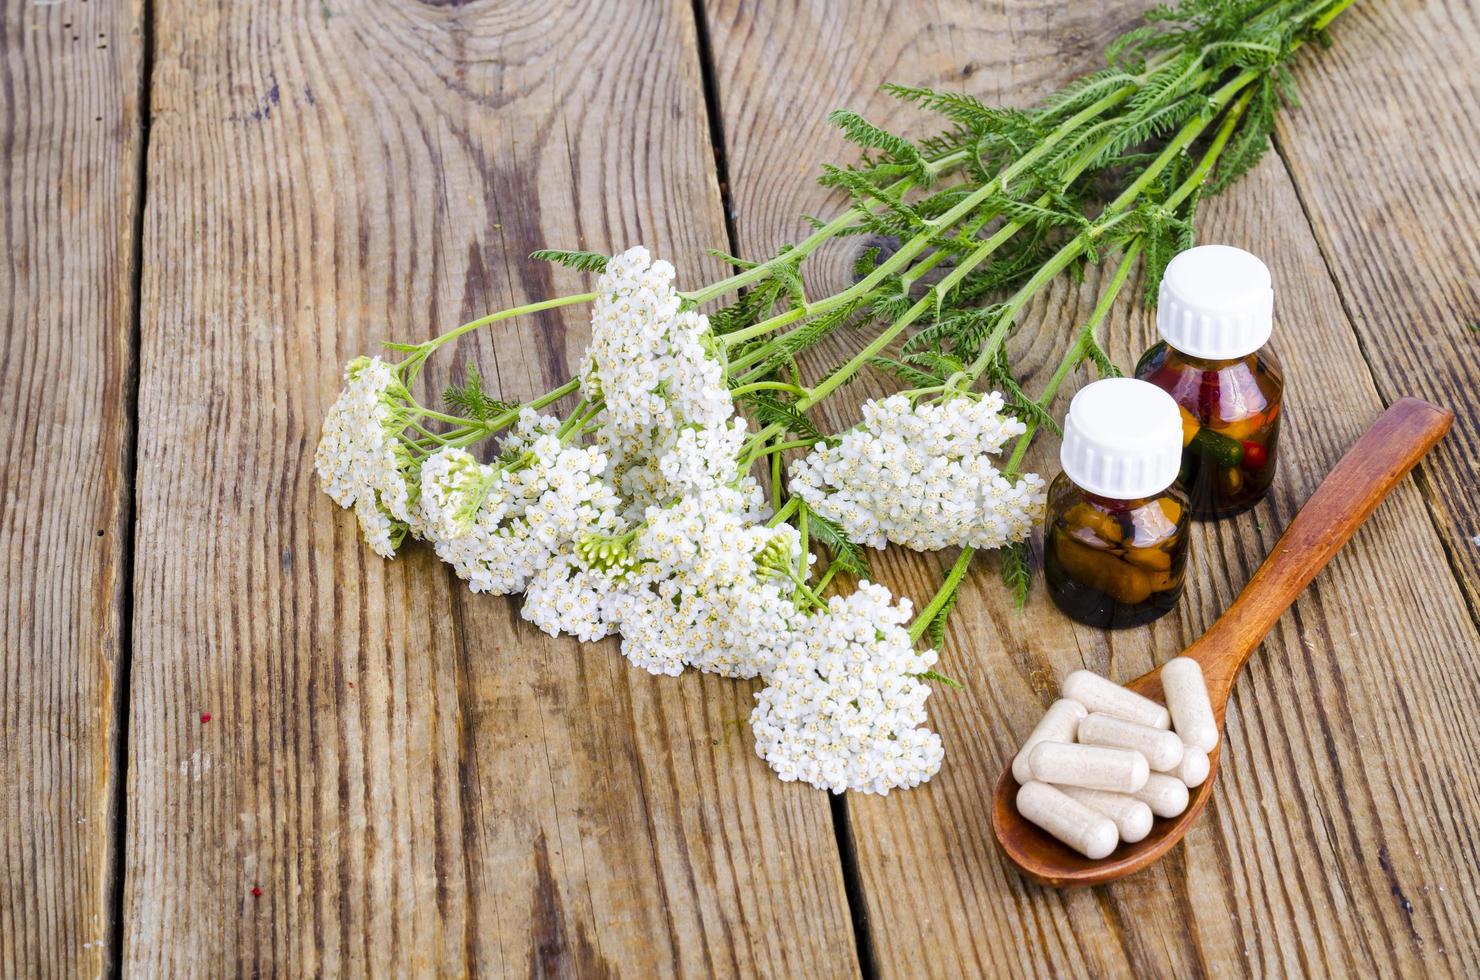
[1186,397,1453,707]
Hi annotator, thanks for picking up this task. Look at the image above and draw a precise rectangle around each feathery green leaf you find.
[444,361,517,422]
[1000,541,1032,609]
[529,248,609,273]
[806,507,873,580]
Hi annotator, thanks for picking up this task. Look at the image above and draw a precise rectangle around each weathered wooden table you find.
[5,0,1479,975]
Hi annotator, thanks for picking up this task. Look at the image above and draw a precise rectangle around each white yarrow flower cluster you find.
[582,246,734,513]
[751,582,945,794]
[789,392,1046,552]
[522,552,624,644]
[419,444,490,542]
[314,356,420,557]
[423,424,621,596]
[603,484,801,678]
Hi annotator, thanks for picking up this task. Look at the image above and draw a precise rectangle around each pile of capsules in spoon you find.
[1013,659,1218,859]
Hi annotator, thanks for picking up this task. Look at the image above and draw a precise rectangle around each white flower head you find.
[582,246,736,512]
[626,500,803,679]
[315,356,421,556]
[750,581,945,794]
[789,392,1045,553]
[500,407,562,458]
[431,436,621,596]
[420,447,498,542]
[522,552,623,643]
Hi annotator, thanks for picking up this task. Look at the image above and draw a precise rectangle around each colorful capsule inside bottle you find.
[1044,378,1191,629]
[1135,245,1283,520]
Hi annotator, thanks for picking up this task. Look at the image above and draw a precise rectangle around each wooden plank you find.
[0,0,143,974]
[702,0,1480,974]
[127,0,855,974]
[1270,0,1480,616]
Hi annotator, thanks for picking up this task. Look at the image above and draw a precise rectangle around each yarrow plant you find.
[790,392,1045,552]
[315,356,421,557]
[753,583,943,793]
[314,0,1353,792]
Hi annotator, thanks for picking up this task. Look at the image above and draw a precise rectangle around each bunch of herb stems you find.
[737,67,1260,460]
[397,26,1296,456]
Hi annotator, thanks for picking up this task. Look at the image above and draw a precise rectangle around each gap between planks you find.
[105,0,157,974]
[686,1,880,975]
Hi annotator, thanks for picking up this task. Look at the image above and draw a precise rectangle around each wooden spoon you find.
[992,397,1453,887]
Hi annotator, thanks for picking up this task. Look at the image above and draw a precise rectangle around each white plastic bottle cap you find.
[1156,244,1273,359]
[1060,378,1183,499]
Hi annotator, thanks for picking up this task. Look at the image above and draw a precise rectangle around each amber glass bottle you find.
[1044,379,1191,629]
[1136,245,1283,519]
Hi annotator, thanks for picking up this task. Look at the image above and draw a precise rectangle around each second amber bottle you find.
[1136,245,1283,519]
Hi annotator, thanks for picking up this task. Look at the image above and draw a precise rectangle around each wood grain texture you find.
[703,0,1480,975]
[1272,0,1480,615]
[0,0,143,975]
[126,0,854,974]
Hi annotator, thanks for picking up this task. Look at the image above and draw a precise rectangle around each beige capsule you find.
[1062,669,1171,731]
[1077,712,1185,772]
[1059,786,1155,844]
[1131,772,1190,818]
[1011,699,1089,784]
[1028,741,1149,793]
[1162,656,1219,752]
[1016,780,1120,860]
[1156,745,1211,788]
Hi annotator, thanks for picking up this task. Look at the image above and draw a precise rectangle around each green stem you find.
[558,401,607,442]
[408,419,452,444]
[414,406,487,427]
[556,398,591,438]
[730,380,811,399]
[1310,0,1356,32]
[411,293,597,357]
[683,147,974,305]
[720,288,880,377]
[431,376,583,451]
[908,547,975,643]
[771,446,783,511]
[794,505,810,601]
[767,496,802,527]
[787,567,828,610]
[898,200,1005,291]
[745,438,820,465]
[1001,240,1142,476]
[684,188,904,306]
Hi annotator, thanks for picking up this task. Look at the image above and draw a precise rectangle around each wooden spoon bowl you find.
[992,397,1453,887]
